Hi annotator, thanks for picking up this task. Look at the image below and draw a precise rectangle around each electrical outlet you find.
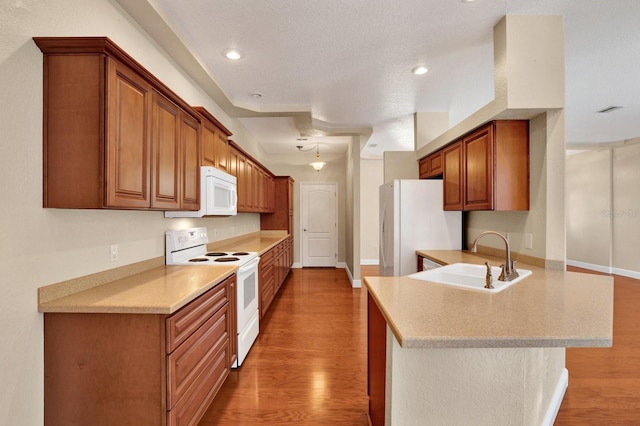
[524,234,533,250]
[110,244,118,261]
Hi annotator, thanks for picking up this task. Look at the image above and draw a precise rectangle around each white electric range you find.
[165,227,260,368]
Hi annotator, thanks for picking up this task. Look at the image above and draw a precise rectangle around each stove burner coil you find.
[215,257,240,262]
[232,252,250,256]
[205,252,228,257]
[188,258,210,262]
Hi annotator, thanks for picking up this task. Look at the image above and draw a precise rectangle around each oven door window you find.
[243,270,257,309]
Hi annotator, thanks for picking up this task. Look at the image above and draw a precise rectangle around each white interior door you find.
[301,183,337,267]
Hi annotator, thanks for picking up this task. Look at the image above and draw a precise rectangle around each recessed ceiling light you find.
[249,92,263,99]
[411,66,429,75]
[222,48,243,60]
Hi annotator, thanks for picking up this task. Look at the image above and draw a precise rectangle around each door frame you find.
[299,182,338,267]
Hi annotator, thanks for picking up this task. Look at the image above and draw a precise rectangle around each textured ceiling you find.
[150,0,640,159]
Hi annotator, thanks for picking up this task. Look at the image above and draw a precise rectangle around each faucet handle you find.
[484,262,494,289]
[498,264,507,281]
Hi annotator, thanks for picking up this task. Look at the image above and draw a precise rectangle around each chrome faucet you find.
[471,231,519,282]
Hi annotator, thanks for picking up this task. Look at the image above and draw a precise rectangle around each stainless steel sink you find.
[408,263,532,293]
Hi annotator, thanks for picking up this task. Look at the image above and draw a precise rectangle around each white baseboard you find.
[292,262,302,269]
[343,263,362,288]
[612,267,640,280]
[336,262,346,269]
[567,260,640,280]
[360,259,379,266]
[542,368,568,426]
[566,260,612,274]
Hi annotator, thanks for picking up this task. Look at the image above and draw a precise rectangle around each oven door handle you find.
[237,256,261,274]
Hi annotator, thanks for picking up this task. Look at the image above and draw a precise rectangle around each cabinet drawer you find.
[166,279,228,353]
[261,248,274,265]
[167,304,228,409]
[167,332,229,426]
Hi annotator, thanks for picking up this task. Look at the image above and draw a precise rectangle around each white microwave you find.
[165,166,237,217]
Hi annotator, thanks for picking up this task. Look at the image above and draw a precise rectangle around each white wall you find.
[360,159,383,263]
[566,150,612,269]
[566,143,640,277]
[0,0,264,422]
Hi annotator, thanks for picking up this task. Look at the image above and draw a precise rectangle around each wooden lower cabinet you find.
[44,275,235,426]
[259,248,276,318]
[258,237,293,319]
[367,292,387,426]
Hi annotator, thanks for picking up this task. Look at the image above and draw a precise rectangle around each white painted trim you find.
[343,263,362,288]
[566,260,640,279]
[612,267,640,280]
[360,259,379,265]
[566,260,612,274]
[292,262,302,269]
[336,262,346,269]
[542,368,568,426]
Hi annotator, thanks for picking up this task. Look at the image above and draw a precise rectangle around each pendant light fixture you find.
[297,143,326,172]
[310,144,326,171]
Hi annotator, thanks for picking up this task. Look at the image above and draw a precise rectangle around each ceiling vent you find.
[597,105,624,113]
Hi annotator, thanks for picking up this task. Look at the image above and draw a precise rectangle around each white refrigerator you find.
[379,179,462,276]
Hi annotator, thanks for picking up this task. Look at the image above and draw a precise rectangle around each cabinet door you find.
[201,123,229,172]
[418,157,430,179]
[419,151,443,179]
[200,122,217,168]
[151,91,180,210]
[180,113,200,210]
[237,153,248,211]
[214,130,229,172]
[442,141,463,211]
[106,58,152,208]
[463,124,494,211]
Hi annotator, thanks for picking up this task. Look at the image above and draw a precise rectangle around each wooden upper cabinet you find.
[227,140,276,213]
[34,36,200,211]
[442,120,529,211]
[106,58,152,208]
[150,91,180,210]
[260,176,295,234]
[194,106,232,172]
[179,112,200,210]
[418,150,443,179]
[442,141,464,211]
[463,125,494,210]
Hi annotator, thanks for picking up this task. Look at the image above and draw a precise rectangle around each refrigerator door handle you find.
[380,204,387,269]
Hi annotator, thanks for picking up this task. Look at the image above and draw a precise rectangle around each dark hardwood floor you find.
[200,265,640,425]
[555,266,640,425]
[199,268,370,425]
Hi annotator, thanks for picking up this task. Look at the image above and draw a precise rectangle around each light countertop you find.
[363,250,613,349]
[38,265,237,314]
[38,231,291,315]
[209,230,290,255]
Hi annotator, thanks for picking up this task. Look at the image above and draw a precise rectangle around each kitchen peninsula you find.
[364,250,613,426]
